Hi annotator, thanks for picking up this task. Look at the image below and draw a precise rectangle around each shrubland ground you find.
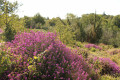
[0,0,120,80]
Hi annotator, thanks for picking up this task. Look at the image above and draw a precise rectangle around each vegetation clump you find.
[0,31,97,80]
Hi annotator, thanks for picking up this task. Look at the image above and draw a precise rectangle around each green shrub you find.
[0,50,11,77]
[91,47,96,52]
[75,42,83,47]
[5,24,16,41]
[77,48,89,58]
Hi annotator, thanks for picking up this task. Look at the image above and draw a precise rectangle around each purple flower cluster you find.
[99,57,120,74]
[3,31,93,80]
[87,57,120,77]
[91,57,120,75]
[107,49,120,55]
[85,44,102,50]
[6,31,57,58]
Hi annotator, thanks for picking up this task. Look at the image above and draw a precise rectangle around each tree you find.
[1,0,19,41]
[75,23,86,42]
[81,13,102,43]
[66,13,78,25]
[0,0,3,7]
[112,15,120,28]
[1,0,18,14]
[0,0,18,27]
[24,16,32,28]
[32,13,45,26]
[66,13,76,20]
[57,17,66,25]
[0,0,3,25]
[55,25,75,45]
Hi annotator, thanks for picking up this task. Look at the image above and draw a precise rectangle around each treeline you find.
[28,13,120,47]
[0,0,120,47]
[21,13,120,47]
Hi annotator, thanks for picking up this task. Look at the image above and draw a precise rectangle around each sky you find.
[9,0,120,19]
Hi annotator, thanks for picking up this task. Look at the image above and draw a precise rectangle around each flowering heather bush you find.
[6,31,57,58]
[85,44,102,50]
[107,49,120,55]
[99,58,120,75]
[88,57,120,77]
[1,31,96,80]
[99,43,113,50]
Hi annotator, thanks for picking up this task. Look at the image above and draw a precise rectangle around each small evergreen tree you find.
[5,23,16,41]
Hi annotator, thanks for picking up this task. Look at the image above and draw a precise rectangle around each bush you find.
[85,43,102,50]
[90,47,96,52]
[54,25,75,45]
[76,48,89,58]
[75,42,83,48]
[0,49,11,80]
[107,49,120,55]
[3,31,96,80]
[99,43,113,51]
[88,57,120,77]
[99,58,120,76]
[4,24,16,41]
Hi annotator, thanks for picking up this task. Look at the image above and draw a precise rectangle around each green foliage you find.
[80,13,101,27]
[23,13,45,29]
[100,26,120,47]
[0,0,20,42]
[91,47,96,52]
[24,16,32,28]
[28,65,36,72]
[0,0,3,8]
[0,0,18,14]
[32,13,45,25]
[81,13,102,43]
[55,25,75,45]
[75,42,83,47]
[76,23,86,42]
[27,13,120,47]
[77,48,89,58]
[112,15,120,28]
[65,13,87,42]
[0,50,11,75]
[99,75,120,80]
[4,23,16,41]
[66,13,76,19]
[45,18,58,26]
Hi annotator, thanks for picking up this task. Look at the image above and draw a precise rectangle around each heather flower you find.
[3,31,96,80]
[99,57,120,75]
[89,57,120,76]
[85,44,102,50]
[107,49,120,55]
